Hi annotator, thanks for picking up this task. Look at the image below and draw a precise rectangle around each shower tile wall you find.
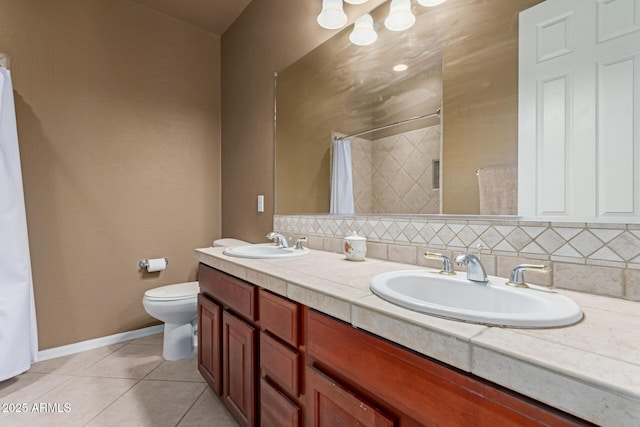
[351,136,373,213]
[351,125,441,214]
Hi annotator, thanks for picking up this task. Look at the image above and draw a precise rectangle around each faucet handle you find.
[424,252,456,275]
[506,264,551,288]
[295,237,307,250]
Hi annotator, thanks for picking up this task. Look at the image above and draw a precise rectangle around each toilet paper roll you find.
[146,258,167,273]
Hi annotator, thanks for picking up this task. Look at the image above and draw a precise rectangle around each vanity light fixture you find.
[417,0,447,6]
[317,0,348,30]
[344,0,369,4]
[349,14,378,46]
[384,0,416,32]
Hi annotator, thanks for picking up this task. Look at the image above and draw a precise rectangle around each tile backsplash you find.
[274,214,640,301]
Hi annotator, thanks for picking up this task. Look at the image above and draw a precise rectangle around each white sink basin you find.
[223,243,309,259]
[370,270,583,328]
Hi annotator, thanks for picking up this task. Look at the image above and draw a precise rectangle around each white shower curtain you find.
[0,65,38,381]
[330,139,355,214]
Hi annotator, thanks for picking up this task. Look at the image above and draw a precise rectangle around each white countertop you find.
[195,247,640,426]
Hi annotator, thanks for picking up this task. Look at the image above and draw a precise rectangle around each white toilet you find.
[142,238,248,361]
[143,281,199,361]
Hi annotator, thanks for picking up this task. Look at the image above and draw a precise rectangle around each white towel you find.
[0,66,39,380]
[330,139,355,214]
[477,166,517,215]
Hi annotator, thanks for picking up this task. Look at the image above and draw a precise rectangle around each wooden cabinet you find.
[306,309,591,427]
[199,263,590,427]
[198,264,257,427]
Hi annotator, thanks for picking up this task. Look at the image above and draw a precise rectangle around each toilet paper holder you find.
[139,258,169,269]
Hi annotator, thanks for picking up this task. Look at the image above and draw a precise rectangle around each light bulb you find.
[317,0,348,30]
[349,14,378,46]
[417,0,447,6]
[384,0,415,32]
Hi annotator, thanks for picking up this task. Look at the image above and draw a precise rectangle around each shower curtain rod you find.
[333,109,441,142]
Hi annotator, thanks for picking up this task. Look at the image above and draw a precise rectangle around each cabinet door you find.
[306,366,395,427]
[223,310,256,427]
[198,294,221,395]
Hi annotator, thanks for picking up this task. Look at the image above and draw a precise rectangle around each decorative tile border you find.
[274,214,640,301]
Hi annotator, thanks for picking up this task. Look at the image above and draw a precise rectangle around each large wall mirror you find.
[275,0,543,216]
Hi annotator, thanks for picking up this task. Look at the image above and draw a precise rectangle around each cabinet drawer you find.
[199,264,256,321]
[260,332,300,398]
[260,378,300,427]
[259,289,299,346]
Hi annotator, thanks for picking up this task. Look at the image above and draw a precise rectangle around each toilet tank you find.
[212,238,249,248]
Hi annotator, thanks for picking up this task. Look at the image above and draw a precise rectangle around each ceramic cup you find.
[343,231,366,261]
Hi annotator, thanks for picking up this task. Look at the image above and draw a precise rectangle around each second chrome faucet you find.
[424,251,489,283]
[454,253,488,283]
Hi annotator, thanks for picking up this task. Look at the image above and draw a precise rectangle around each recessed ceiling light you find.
[393,64,408,72]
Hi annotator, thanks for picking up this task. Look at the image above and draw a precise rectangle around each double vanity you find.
[195,243,639,426]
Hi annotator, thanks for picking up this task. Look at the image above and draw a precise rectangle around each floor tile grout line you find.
[173,385,209,427]
[143,357,166,380]
[75,342,131,376]
[81,377,143,427]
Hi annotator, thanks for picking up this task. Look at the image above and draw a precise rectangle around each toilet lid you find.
[144,281,199,301]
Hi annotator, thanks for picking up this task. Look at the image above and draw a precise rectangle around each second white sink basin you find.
[223,243,309,259]
[370,270,582,328]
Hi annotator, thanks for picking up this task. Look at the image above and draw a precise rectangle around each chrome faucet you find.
[506,264,551,288]
[266,232,290,248]
[454,253,488,283]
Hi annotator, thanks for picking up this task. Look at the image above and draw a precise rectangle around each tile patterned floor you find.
[0,334,239,427]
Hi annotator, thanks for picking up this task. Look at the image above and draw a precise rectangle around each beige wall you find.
[1,0,221,349]
[221,0,386,242]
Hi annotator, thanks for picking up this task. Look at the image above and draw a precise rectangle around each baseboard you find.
[37,324,164,362]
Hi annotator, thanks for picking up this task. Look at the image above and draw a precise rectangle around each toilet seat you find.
[144,281,199,301]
